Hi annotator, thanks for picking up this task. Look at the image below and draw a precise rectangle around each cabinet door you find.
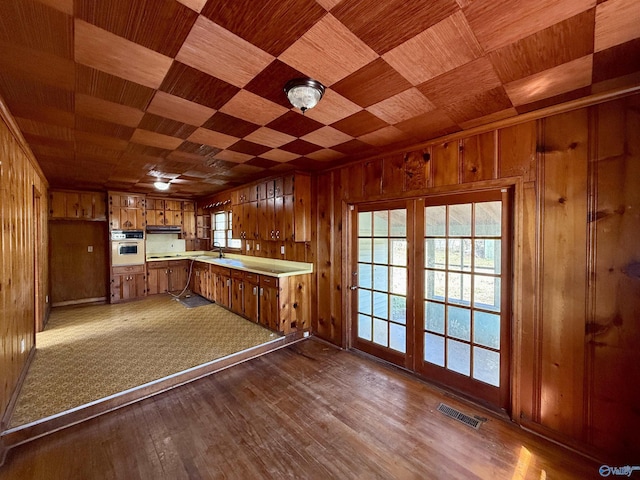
[245,280,259,323]
[93,193,107,220]
[273,195,284,241]
[282,194,295,242]
[50,191,67,218]
[259,197,275,241]
[169,262,188,292]
[110,273,125,303]
[147,210,164,226]
[232,204,243,239]
[215,274,231,308]
[259,278,279,331]
[79,193,94,219]
[204,267,213,301]
[190,268,202,296]
[183,210,196,239]
[167,210,182,226]
[244,201,258,240]
[230,276,244,315]
[131,273,146,299]
[147,267,160,295]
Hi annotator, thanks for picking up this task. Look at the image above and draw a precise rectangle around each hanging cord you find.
[168,258,196,300]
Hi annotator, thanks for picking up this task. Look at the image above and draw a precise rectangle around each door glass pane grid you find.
[424,201,502,387]
[357,209,407,354]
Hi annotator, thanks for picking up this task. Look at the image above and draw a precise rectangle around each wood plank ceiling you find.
[0,0,638,197]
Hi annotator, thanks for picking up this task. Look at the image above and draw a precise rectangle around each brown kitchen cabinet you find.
[230,271,259,322]
[182,201,197,250]
[50,190,107,221]
[147,260,189,295]
[191,262,212,300]
[259,274,310,334]
[111,265,146,303]
[211,265,231,308]
[257,174,310,242]
[108,192,146,230]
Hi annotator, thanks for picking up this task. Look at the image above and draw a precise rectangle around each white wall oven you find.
[110,230,145,266]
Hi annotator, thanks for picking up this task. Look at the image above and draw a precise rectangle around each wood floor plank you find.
[0,339,599,479]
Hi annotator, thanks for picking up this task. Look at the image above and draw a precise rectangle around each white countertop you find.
[145,251,313,278]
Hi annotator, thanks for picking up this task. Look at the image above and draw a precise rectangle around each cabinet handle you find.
[253,286,258,296]
[275,230,280,239]
[259,287,263,296]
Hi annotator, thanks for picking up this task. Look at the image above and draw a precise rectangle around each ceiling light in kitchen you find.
[154,181,170,191]
[284,78,325,114]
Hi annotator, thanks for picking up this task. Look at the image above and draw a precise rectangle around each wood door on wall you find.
[417,190,511,409]
[349,190,511,410]
[50,221,108,305]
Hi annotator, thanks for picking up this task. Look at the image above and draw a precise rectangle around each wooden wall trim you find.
[0,93,47,185]
[321,85,640,174]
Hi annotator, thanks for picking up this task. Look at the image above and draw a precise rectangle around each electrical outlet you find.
[20,338,25,353]
[246,243,250,251]
[280,245,285,255]
[87,245,93,252]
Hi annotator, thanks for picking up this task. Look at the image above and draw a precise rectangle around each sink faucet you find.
[212,242,224,258]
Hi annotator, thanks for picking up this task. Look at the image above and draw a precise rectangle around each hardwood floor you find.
[0,339,599,479]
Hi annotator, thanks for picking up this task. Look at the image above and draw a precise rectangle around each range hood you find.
[146,225,182,234]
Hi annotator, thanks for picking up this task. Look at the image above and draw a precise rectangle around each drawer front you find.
[146,261,169,269]
[244,272,259,283]
[260,276,278,288]
[112,264,145,275]
[231,270,244,279]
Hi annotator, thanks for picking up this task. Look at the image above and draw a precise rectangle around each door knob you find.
[349,285,358,290]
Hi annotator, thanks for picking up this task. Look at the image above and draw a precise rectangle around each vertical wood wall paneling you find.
[431,141,460,187]
[333,173,345,346]
[381,154,405,196]
[315,171,334,340]
[403,148,430,192]
[362,159,383,198]
[461,131,496,183]
[0,102,48,428]
[588,96,640,461]
[498,121,537,181]
[539,109,589,440]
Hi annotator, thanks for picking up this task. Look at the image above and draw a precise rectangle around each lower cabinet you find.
[211,265,231,308]
[147,260,189,295]
[111,265,146,303]
[191,262,213,300]
[231,271,259,322]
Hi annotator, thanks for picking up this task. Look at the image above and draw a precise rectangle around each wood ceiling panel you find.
[458,107,517,130]
[76,0,198,57]
[219,90,289,126]
[357,126,413,147]
[36,0,73,15]
[417,57,502,106]
[304,90,362,125]
[442,86,514,124]
[246,157,280,169]
[332,0,459,54]
[594,0,640,52]
[489,10,595,83]
[0,42,75,91]
[331,138,379,156]
[305,148,345,162]
[464,0,596,52]
[260,149,299,162]
[125,143,169,159]
[75,94,143,128]
[201,0,326,56]
[176,15,274,88]
[22,134,74,152]
[147,91,215,127]
[332,59,413,108]
[0,77,73,112]
[74,20,172,89]
[159,62,240,110]
[187,128,239,150]
[75,131,129,152]
[301,126,353,148]
[201,112,260,138]
[176,141,221,158]
[331,110,388,137]
[593,38,640,83]
[395,109,459,139]
[76,65,156,110]
[278,14,378,86]
[244,60,305,108]
[138,113,197,139]
[266,111,324,137]
[504,55,593,106]
[176,0,207,13]
[213,150,254,164]
[15,118,74,141]
[75,116,135,140]
[243,127,296,148]
[367,88,436,124]
[383,11,482,86]
[280,139,324,155]
[228,140,271,156]
[0,0,72,57]
[8,104,74,129]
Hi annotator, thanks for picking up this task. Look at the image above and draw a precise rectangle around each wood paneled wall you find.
[314,94,640,462]
[0,97,48,429]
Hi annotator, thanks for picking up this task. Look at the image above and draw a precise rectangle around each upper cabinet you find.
[50,190,107,221]
[233,173,311,243]
[108,192,145,230]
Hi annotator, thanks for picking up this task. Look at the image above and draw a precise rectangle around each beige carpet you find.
[9,295,278,428]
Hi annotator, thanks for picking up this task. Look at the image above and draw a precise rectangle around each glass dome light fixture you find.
[154,181,170,191]
[284,78,325,114]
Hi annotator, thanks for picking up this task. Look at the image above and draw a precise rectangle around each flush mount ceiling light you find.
[284,78,325,114]
[154,181,170,191]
